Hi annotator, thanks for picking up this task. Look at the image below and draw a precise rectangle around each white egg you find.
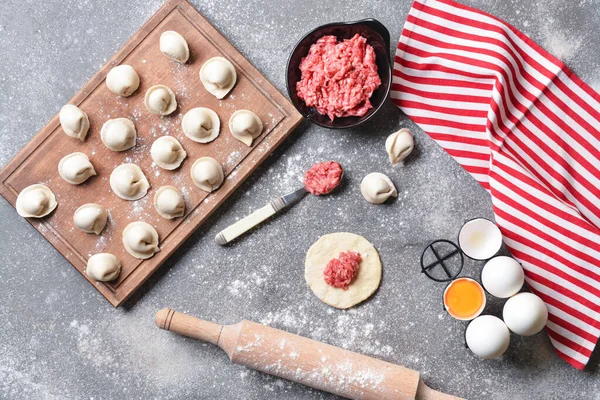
[465,315,510,359]
[458,218,503,260]
[481,256,524,298]
[503,292,548,336]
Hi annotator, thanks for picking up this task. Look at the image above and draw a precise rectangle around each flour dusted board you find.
[0,0,302,306]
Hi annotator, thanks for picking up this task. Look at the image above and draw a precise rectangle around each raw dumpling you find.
[106,65,140,97]
[385,128,414,164]
[58,152,96,185]
[144,85,177,115]
[122,221,160,259]
[110,163,150,200]
[86,253,121,282]
[160,31,189,64]
[101,118,137,151]
[199,57,236,99]
[182,107,220,143]
[16,184,57,218]
[150,136,186,170]
[59,104,89,141]
[360,173,397,204]
[190,157,224,192]
[229,110,263,146]
[73,203,108,234]
[154,186,185,219]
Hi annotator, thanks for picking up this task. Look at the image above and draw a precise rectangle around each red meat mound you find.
[323,251,362,290]
[296,34,381,120]
[303,161,343,195]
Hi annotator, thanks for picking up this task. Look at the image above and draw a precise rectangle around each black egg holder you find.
[420,239,464,282]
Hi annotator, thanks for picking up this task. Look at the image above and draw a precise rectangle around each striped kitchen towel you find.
[391,0,600,369]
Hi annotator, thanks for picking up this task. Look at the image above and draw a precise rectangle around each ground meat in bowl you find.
[296,34,381,121]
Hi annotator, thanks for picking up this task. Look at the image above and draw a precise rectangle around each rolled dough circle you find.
[305,232,382,309]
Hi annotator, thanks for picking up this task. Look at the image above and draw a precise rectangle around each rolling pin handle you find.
[155,308,223,346]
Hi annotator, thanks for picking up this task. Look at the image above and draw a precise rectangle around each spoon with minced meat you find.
[215,161,343,245]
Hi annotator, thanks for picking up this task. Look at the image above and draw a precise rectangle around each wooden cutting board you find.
[0,0,303,307]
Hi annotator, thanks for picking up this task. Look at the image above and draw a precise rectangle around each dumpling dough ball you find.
[109,163,150,201]
[199,56,236,99]
[360,173,397,204]
[154,186,185,219]
[182,107,220,143]
[160,31,189,64]
[106,65,140,97]
[122,221,160,259]
[385,128,414,164]
[73,203,108,235]
[144,85,177,116]
[190,157,224,193]
[150,136,186,170]
[86,253,121,282]
[229,110,263,147]
[16,184,57,218]
[101,118,137,151]
[58,152,96,185]
[59,104,89,141]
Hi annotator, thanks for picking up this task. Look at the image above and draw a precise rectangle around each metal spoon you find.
[215,169,343,246]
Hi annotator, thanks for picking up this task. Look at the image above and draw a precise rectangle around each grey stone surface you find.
[1,0,599,399]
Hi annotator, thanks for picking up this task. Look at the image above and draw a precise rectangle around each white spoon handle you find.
[215,187,308,245]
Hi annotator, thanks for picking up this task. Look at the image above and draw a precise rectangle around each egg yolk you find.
[444,278,485,319]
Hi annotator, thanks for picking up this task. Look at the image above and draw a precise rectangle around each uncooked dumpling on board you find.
[154,186,185,219]
[101,118,137,151]
[181,107,220,143]
[360,173,397,204]
[122,221,160,259]
[16,184,57,218]
[58,152,96,185]
[199,56,236,99]
[150,136,187,170]
[73,203,108,235]
[160,31,189,64]
[86,253,121,282]
[109,163,150,201]
[385,128,414,164]
[190,157,224,193]
[106,65,140,97]
[59,104,89,141]
[144,85,177,115]
[228,110,263,146]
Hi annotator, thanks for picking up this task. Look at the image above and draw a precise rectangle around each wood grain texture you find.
[155,309,465,400]
[0,0,303,307]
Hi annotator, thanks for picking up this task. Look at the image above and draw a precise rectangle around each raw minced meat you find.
[303,161,343,195]
[323,251,362,290]
[296,34,381,120]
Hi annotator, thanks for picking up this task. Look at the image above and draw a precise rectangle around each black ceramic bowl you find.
[286,19,392,129]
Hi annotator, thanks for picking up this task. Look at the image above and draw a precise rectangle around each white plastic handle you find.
[215,204,276,245]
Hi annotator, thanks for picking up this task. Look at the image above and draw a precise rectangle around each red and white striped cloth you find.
[391,0,600,369]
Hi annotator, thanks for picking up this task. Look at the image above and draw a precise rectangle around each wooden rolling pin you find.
[155,308,461,400]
